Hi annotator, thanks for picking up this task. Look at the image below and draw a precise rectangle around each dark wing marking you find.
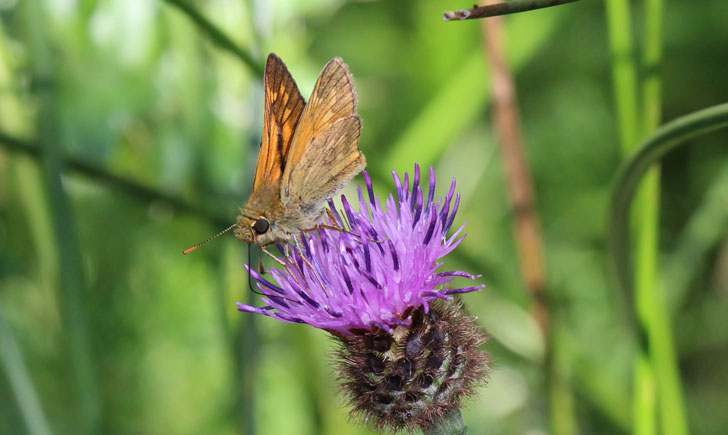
[251,53,306,192]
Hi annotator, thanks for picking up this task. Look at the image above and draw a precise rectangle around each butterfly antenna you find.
[182,223,237,254]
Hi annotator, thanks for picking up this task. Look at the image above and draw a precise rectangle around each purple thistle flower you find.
[237,164,489,432]
[236,164,484,334]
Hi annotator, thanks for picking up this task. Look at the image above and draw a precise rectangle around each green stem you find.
[0,302,52,435]
[633,355,656,434]
[632,168,660,435]
[641,0,663,134]
[639,0,688,433]
[162,0,264,77]
[605,0,640,153]
[634,0,662,431]
[604,1,654,431]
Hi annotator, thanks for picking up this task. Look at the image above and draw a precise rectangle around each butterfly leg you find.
[325,207,343,227]
[260,246,287,266]
[259,240,318,291]
[300,212,359,239]
[291,234,331,298]
[321,207,387,242]
[310,223,386,244]
[259,243,317,300]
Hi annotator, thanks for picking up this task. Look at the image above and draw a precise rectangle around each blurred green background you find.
[1,0,728,434]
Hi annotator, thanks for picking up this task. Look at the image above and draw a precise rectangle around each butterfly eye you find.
[252,218,270,235]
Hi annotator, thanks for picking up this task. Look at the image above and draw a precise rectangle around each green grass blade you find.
[639,0,689,433]
[0,302,53,435]
[634,0,662,431]
[604,0,640,154]
[603,1,653,430]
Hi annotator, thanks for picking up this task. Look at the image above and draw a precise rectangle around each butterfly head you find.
[235,213,284,246]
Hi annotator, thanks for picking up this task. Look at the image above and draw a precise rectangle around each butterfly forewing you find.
[252,54,306,192]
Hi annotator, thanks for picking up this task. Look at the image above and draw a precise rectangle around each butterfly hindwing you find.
[281,115,365,215]
[281,57,357,186]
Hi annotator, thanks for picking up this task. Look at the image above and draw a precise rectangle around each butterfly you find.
[184,53,366,258]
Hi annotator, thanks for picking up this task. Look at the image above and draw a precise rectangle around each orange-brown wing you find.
[280,57,357,186]
[252,53,306,192]
[281,115,365,216]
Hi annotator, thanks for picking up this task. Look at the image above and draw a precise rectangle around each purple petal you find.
[412,186,423,228]
[363,170,375,205]
[423,213,437,245]
[427,167,436,212]
[237,303,274,316]
[445,285,486,295]
[443,193,460,234]
[435,271,481,280]
[392,170,403,205]
[411,164,420,211]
